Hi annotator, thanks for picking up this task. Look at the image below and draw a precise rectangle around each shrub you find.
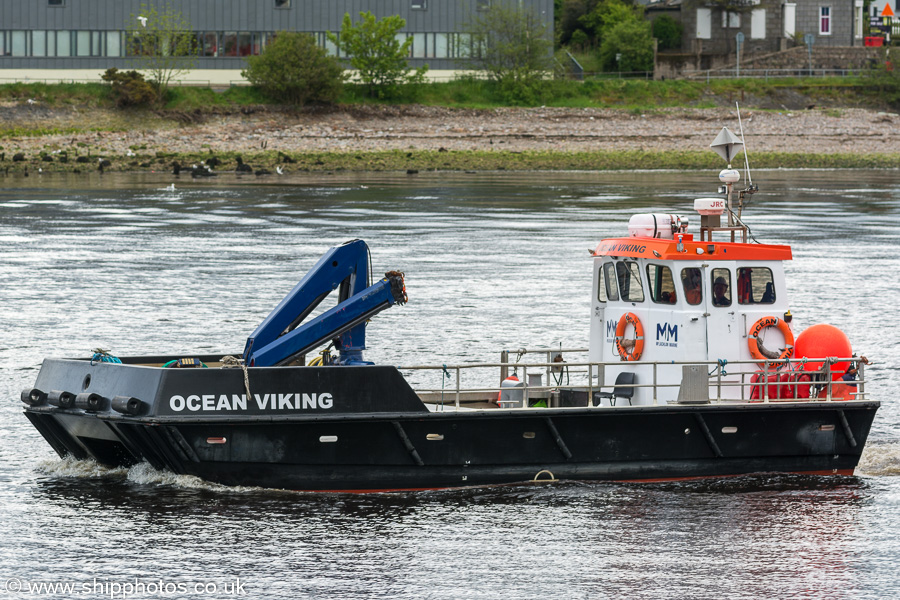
[100,68,156,107]
[242,33,343,105]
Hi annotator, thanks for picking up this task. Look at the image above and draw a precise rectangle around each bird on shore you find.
[276,166,285,175]
[235,156,253,173]
[98,158,111,173]
[206,156,221,168]
[191,163,216,178]
[255,168,271,176]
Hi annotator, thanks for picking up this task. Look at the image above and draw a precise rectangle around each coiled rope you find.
[90,348,122,365]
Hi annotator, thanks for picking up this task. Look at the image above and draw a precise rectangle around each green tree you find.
[126,3,196,103]
[465,3,554,88]
[652,15,683,51]
[600,18,654,72]
[242,33,343,105]
[327,12,428,98]
[558,0,600,46]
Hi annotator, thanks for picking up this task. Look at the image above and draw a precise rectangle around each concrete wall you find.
[655,45,886,78]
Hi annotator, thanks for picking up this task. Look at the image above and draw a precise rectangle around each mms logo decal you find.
[656,323,678,347]
[606,319,617,341]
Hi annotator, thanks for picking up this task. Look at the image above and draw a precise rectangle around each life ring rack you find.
[748,316,794,363]
[615,312,645,361]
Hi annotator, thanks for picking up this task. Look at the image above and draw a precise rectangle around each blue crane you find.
[242,240,406,367]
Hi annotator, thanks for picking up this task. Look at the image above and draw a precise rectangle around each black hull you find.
[24,402,878,491]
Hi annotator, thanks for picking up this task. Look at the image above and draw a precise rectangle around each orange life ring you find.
[748,316,794,363]
[615,312,644,361]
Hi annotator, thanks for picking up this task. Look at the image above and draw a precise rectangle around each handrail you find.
[404,355,871,408]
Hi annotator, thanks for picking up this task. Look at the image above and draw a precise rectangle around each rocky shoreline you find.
[1,104,899,171]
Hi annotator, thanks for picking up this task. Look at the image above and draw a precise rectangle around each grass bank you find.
[2,149,898,175]
[1,75,898,112]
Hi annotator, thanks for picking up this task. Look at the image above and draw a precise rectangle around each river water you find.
[1,170,899,599]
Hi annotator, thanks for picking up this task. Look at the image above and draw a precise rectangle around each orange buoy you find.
[615,312,644,361]
[795,323,852,380]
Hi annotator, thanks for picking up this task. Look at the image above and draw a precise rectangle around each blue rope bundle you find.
[90,349,122,365]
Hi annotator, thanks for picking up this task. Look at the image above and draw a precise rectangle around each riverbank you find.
[2,104,899,173]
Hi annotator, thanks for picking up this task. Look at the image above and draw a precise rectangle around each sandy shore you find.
[2,105,899,159]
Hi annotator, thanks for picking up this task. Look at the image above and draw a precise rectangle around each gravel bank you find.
[2,105,899,159]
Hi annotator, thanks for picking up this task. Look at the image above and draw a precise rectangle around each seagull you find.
[137,16,148,27]
[126,149,136,157]
[276,166,284,175]
[165,183,175,192]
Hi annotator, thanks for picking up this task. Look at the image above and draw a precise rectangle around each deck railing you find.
[400,349,869,410]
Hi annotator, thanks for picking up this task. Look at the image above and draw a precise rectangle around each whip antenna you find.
[736,101,752,186]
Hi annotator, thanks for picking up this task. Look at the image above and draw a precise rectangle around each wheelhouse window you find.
[647,264,677,304]
[412,0,427,9]
[737,267,776,304]
[681,268,702,305]
[819,6,831,34]
[275,0,291,8]
[616,261,644,303]
[48,0,65,6]
[711,268,732,307]
[602,263,619,301]
[597,266,608,302]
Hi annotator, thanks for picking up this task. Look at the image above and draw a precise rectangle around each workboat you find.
[19,128,879,492]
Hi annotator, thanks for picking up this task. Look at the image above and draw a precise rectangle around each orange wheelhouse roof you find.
[592,235,792,261]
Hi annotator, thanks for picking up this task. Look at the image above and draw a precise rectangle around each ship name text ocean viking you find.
[168,393,333,412]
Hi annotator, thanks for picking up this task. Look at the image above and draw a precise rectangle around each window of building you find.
[647,264,677,304]
[681,268,702,305]
[275,0,291,8]
[222,32,238,56]
[412,0,427,9]
[32,31,47,57]
[477,0,491,10]
[736,267,776,304]
[412,32,426,58]
[603,263,619,301]
[696,8,712,39]
[722,11,741,28]
[107,31,121,57]
[11,31,27,56]
[56,30,71,56]
[711,268,732,307]
[434,33,448,57]
[819,6,831,34]
[616,261,645,303]
[237,32,252,56]
[75,30,90,56]
[48,0,65,6]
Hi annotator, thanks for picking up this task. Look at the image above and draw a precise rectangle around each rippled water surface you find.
[1,170,899,599]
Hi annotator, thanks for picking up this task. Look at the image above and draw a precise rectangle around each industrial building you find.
[0,0,554,83]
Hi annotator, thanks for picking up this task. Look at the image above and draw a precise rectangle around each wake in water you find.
[856,441,900,476]
[36,456,291,494]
